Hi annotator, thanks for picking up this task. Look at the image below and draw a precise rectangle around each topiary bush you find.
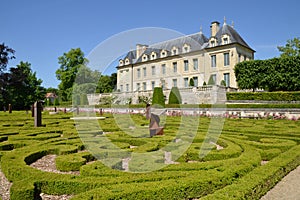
[168,87,182,104]
[152,87,165,108]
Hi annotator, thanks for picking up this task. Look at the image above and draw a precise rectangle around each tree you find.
[278,37,300,58]
[56,48,87,101]
[0,43,15,72]
[152,87,165,108]
[97,74,116,93]
[168,87,182,104]
[234,57,300,91]
[3,61,45,110]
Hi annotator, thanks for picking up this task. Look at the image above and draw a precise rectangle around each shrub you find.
[220,80,226,87]
[208,76,215,85]
[168,87,182,104]
[189,78,195,87]
[227,91,300,101]
[152,87,165,107]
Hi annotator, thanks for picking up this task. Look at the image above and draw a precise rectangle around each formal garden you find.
[0,109,300,200]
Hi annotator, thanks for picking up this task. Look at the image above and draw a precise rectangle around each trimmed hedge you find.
[0,112,300,200]
[227,91,300,101]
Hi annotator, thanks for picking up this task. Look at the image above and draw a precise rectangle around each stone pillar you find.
[31,104,34,117]
[76,106,79,115]
[8,104,12,113]
[34,101,42,127]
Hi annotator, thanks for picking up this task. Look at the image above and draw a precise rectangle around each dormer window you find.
[125,58,130,65]
[142,54,148,62]
[222,34,230,45]
[151,52,157,60]
[171,46,178,55]
[210,37,217,47]
[160,50,167,58]
[183,44,190,53]
[119,60,124,66]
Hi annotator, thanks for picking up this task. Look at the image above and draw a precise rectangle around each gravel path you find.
[0,168,12,200]
[260,165,300,200]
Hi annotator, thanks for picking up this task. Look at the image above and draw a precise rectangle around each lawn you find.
[0,111,299,199]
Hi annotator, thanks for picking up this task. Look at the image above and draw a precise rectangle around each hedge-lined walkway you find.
[260,165,300,200]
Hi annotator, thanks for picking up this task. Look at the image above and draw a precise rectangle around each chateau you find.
[117,20,255,93]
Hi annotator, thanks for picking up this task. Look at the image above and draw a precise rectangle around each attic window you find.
[172,47,178,55]
[161,50,167,58]
[119,60,124,66]
[223,38,228,44]
[211,40,216,47]
[151,52,157,60]
[183,44,190,53]
[142,55,148,61]
[222,35,230,45]
[125,58,130,64]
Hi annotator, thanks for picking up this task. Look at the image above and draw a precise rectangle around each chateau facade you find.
[117,20,255,93]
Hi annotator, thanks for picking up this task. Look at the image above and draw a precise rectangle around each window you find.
[193,77,198,87]
[173,62,177,73]
[244,55,247,61]
[238,54,241,63]
[172,79,177,87]
[161,64,166,75]
[136,83,140,91]
[151,81,155,90]
[119,60,124,66]
[143,67,146,77]
[161,80,165,90]
[172,47,178,55]
[143,82,146,91]
[142,55,148,61]
[212,74,216,85]
[223,37,228,45]
[126,84,129,92]
[151,66,155,76]
[224,73,230,87]
[211,55,216,68]
[184,60,189,71]
[193,58,198,70]
[137,68,141,78]
[125,58,130,65]
[120,85,123,92]
[224,53,230,66]
[211,40,215,47]
[184,78,189,87]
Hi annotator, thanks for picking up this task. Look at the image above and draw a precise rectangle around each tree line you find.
[234,37,300,91]
[1,37,299,110]
[0,44,117,110]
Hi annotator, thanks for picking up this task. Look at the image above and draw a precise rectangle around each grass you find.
[0,110,299,199]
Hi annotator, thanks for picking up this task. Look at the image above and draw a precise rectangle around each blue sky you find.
[2,0,300,88]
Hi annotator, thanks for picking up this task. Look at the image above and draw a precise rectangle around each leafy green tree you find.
[235,56,300,91]
[0,43,15,72]
[152,87,165,108]
[278,37,300,58]
[5,61,45,110]
[234,60,265,91]
[56,48,87,101]
[97,74,115,93]
[168,87,182,104]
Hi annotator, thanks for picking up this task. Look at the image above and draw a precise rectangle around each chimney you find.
[136,44,148,59]
[210,21,220,37]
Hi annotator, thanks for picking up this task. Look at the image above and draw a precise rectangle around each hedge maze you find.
[0,111,300,199]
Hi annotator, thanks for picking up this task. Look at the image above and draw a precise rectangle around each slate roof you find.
[120,22,254,66]
[214,23,253,50]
